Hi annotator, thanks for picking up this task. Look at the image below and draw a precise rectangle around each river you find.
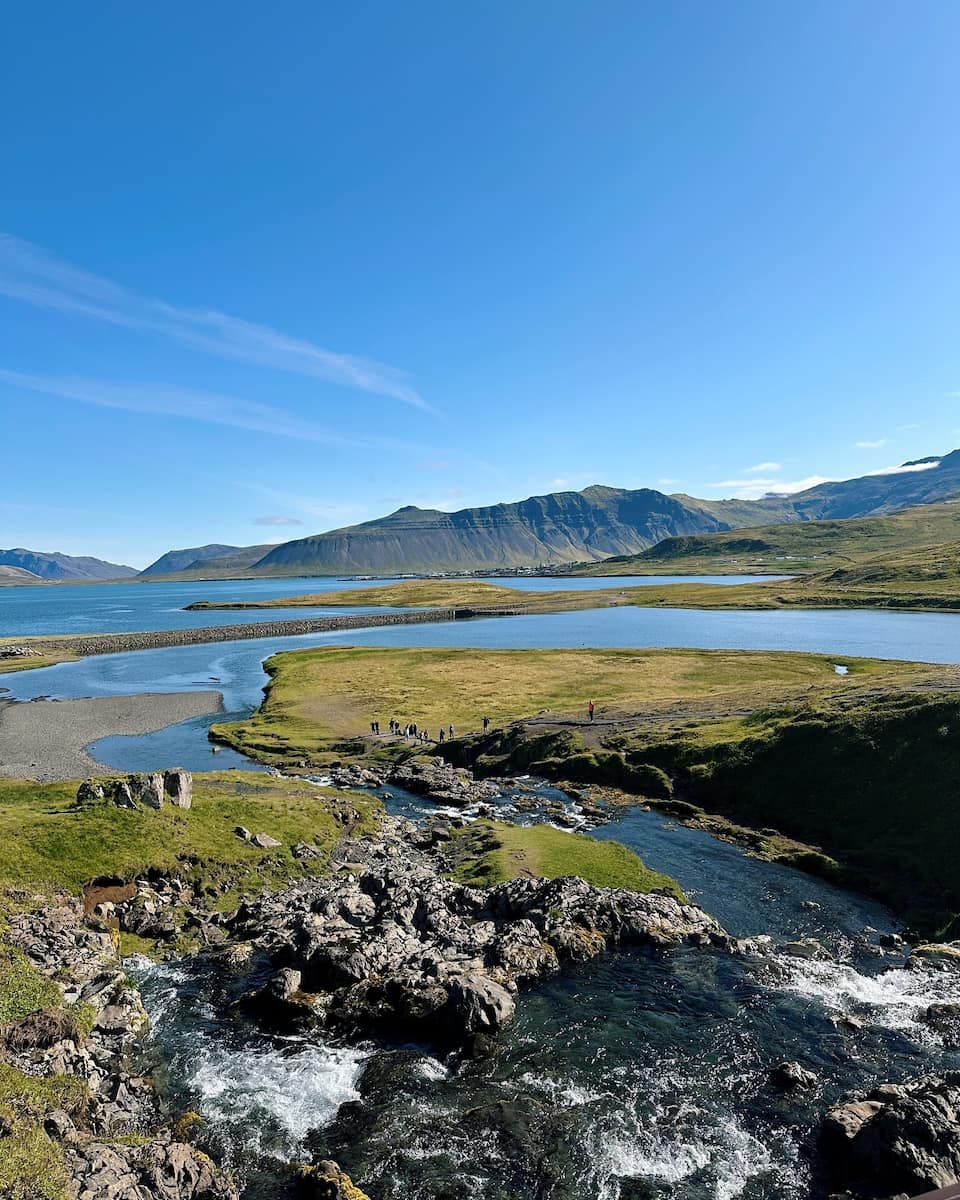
[6,586,960,1196]
[131,783,960,1200]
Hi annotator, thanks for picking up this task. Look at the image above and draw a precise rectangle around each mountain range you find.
[144,449,960,577]
[0,548,136,581]
[7,451,960,582]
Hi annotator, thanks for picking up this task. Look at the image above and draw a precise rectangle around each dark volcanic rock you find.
[821,1072,960,1196]
[227,817,729,1049]
[388,758,498,807]
[65,1139,238,1200]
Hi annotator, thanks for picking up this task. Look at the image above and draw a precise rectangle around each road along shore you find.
[7,606,533,661]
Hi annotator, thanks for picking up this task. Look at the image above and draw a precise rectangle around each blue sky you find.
[1,1,958,568]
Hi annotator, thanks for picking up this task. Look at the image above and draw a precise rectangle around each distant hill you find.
[580,500,960,576]
[0,548,136,581]
[139,543,279,577]
[140,544,246,576]
[138,449,960,579]
[252,487,738,576]
[0,564,39,581]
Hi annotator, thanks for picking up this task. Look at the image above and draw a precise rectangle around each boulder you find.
[128,772,165,810]
[821,1073,960,1195]
[229,815,729,1050]
[65,1140,238,1200]
[163,769,193,809]
[251,833,281,849]
[770,1061,818,1090]
[297,1159,371,1200]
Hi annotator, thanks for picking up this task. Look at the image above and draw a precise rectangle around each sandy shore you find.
[0,691,223,782]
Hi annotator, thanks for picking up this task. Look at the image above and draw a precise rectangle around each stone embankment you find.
[27,609,461,659]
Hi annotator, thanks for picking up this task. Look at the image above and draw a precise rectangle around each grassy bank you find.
[574,499,960,577]
[0,650,77,675]
[447,819,685,898]
[0,771,380,909]
[210,644,931,767]
[187,568,960,615]
[455,695,960,937]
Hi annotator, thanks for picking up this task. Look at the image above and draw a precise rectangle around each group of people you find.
[369,715,494,743]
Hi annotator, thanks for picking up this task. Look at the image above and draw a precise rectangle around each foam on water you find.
[588,1068,805,1200]
[769,956,959,1038]
[188,1039,365,1156]
[130,956,367,1160]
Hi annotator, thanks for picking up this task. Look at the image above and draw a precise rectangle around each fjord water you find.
[4,601,960,772]
[132,794,960,1200]
[0,574,789,637]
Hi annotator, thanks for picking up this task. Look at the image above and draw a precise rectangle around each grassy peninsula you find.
[213,643,960,935]
[211,644,930,765]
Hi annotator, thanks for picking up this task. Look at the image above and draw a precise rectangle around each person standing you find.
[439,728,445,744]
[448,724,455,739]
[588,699,595,722]
[482,715,490,732]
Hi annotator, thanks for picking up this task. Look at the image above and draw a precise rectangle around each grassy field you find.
[0,771,380,908]
[448,819,685,898]
[211,644,936,766]
[0,650,77,675]
[574,499,960,576]
[187,561,960,615]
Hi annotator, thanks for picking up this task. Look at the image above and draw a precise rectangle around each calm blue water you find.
[3,604,959,772]
[0,574,788,638]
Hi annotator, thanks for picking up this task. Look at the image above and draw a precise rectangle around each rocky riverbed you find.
[6,776,960,1200]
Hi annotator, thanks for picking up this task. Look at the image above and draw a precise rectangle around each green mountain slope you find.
[583,500,960,575]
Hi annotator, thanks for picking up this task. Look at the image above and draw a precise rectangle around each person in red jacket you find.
[588,699,595,722]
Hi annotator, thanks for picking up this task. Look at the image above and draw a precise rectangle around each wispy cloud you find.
[253,515,303,526]
[0,233,430,411]
[707,475,832,499]
[865,460,940,477]
[0,369,416,451]
[707,457,941,500]
[657,477,680,487]
[855,438,889,449]
[744,461,782,473]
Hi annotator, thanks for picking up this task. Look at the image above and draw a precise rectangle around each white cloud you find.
[897,423,921,431]
[744,461,782,473]
[705,457,941,500]
[0,233,430,411]
[865,459,940,477]
[657,477,680,487]
[855,438,889,449]
[0,369,416,451]
[706,475,833,500]
[253,515,303,526]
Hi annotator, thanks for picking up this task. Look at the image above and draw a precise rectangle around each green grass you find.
[469,692,960,937]
[0,946,62,1024]
[0,1063,87,1200]
[574,499,960,576]
[0,651,77,675]
[212,644,936,767]
[0,771,380,900]
[447,820,685,899]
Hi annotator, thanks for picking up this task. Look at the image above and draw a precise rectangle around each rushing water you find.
[130,789,960,1200]
[0,574,786,638]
